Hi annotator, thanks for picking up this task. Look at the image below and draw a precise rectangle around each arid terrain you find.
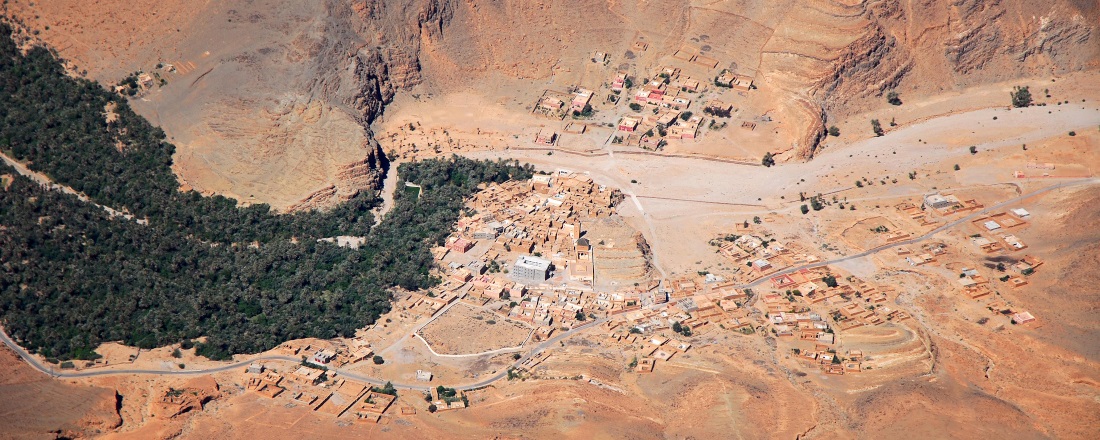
[2,0,1100,439]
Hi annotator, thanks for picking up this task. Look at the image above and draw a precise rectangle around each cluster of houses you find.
[441,171,619,285]
[894,197,1044,327]
[794,347,865,376]
[714,69,753,91]
[533,88,595,119]
[714,232,820,284]
[765,268,919,374]
[242,362,405,423]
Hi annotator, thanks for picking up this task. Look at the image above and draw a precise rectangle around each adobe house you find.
[618,115,641,132]
[705,100,733,116]
[534,129,557,146]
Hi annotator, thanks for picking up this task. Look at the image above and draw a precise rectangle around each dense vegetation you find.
[0,24,533,360]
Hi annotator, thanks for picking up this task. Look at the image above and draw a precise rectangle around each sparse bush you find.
[871,119,884,136]
[1068,131,1076,136]
[954,164,961,171]
[828,125,840,137]
[629,103,642,111]
[800,205,809,215]
[969,146,977,154]
[373,355,385,365]
[855,181,863,188]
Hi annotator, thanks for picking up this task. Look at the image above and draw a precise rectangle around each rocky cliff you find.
[4,0,1096,195]
[2,0,457,211]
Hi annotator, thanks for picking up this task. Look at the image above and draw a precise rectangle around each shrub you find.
[629,103,642,111]
[761,152,775,167]
[373,355,385,365]
[800,205,809,215]
[887,91,902,105]
[969,146,977,154]
[1068,131,1076,136]
[828,126,840,137]
[1011,86,1032,108]
[954,164,961,171]
[428,404,438,413]
[371,381,397,396]
[871,119,884,136]
[855,181,863,188]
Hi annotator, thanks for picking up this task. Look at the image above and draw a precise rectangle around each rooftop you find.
[515,255,552,271]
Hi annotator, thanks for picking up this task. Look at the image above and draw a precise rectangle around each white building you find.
[924,194,952,210]
[513,255,552,280]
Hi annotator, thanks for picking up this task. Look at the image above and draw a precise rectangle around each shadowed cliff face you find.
[2,0,455,211]
[3,0,1096,202]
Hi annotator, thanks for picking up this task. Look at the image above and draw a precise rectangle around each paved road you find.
[1,178,1093,390]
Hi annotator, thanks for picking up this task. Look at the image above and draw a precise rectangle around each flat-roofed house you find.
[618,115,641,132]
[446,237,475,253]
[514,255,552,280]
[534,129,556,146]
[753,259,772,273]
[538,96,563,111]
[924,194,952,210]
[705,100,733,117]
[571,89,593,112]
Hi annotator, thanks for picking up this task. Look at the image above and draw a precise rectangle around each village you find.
[377,39,767,166]
[27,161,1061,430]
[529,44,756,157]
[230,164,1053,414]
[44,165,1055,424]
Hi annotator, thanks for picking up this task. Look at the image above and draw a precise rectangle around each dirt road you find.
[0,149,137,221]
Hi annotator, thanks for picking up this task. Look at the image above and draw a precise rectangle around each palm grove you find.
[0,24,534,361]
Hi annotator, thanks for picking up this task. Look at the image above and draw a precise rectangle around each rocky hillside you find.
[4,0,1097,205]
[2,0,452,210]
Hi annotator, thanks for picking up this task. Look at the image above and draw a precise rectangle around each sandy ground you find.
[463,101,1100,275]
[418,304,532,355]
[3,1,1100,434]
